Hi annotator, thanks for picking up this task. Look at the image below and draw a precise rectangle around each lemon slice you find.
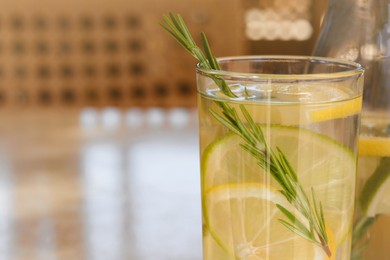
[208,95,361,126]
[309,97,362,122]
[201,126,356,244]
[359,136,390,157]
[204,183,336,260]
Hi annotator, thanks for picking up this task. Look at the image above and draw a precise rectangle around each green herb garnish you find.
[161,13,332,257]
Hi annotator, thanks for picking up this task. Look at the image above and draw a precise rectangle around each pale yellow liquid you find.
[361,216,390,259]
[356,114,390,259]
[198,85,361,260]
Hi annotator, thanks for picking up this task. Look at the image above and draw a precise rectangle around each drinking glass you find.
[313,1,390,258]
[196,56,364,260]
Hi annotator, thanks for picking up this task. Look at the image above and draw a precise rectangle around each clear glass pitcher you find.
[313,0,390,259]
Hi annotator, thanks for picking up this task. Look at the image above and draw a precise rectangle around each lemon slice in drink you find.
[201,126,356,243]
[359,136,390,157]
[204,183,336,260]
[309,97,361,122]
[358,136,390,217]
[208,90,361,125]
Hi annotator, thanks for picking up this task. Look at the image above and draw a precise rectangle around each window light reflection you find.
[244,4,313,41]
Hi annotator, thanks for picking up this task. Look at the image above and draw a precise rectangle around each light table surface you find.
[0,108,202,260]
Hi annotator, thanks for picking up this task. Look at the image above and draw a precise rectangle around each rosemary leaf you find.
[278,219,319,245]
[276,204,312,238]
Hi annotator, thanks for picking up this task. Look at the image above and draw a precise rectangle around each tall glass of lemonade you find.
[196,56,364,260]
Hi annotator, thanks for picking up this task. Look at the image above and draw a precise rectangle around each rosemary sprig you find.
[211,103,331,256]
[161,13,331,257]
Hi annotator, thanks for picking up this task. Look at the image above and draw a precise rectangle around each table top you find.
[0,108,202,260]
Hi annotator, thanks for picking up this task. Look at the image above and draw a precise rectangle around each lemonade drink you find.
[197,57,364,260]
[352,113,390,259]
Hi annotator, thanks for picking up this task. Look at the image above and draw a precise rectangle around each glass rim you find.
[196,55,364,81]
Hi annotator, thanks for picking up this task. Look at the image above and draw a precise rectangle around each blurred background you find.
[0,0,328,259]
